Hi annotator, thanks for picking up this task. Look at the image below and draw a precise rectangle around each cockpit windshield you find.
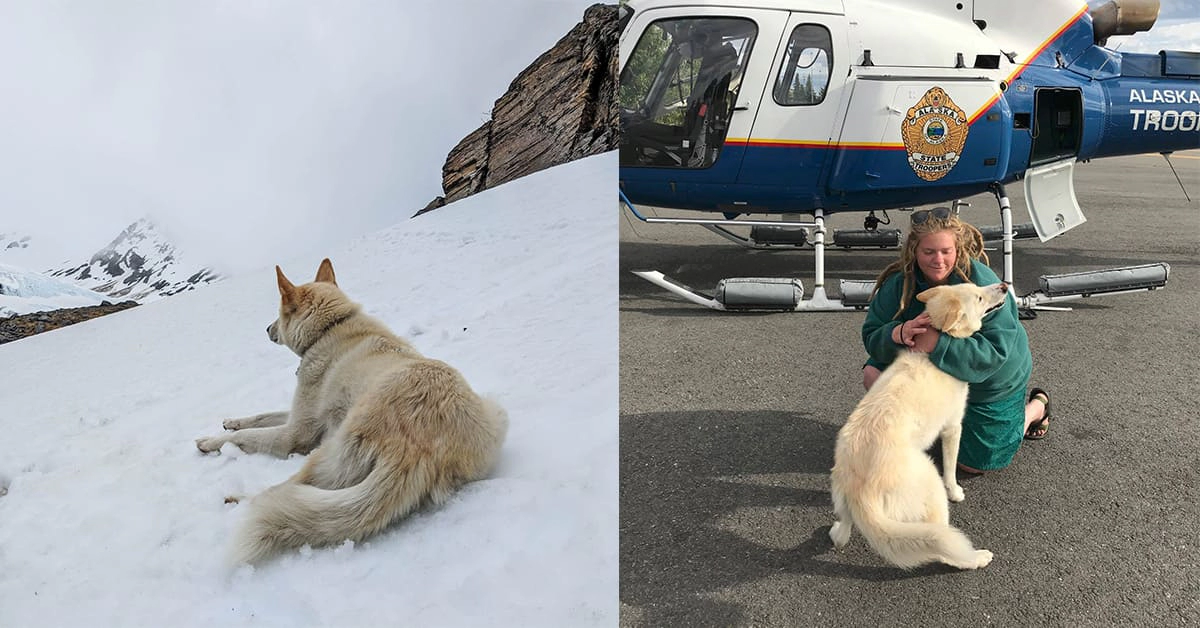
[619,17,757,169]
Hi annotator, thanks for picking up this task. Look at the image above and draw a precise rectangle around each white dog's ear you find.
[916,286,942,303]
[940,305,970,336]
[276,265,297,303]
[315,258,337,285]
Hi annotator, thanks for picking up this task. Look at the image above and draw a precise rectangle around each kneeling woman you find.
[860,208,1051,473]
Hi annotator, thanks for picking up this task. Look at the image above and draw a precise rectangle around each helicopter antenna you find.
[1090,40,1123,81]
[1161,152,1192,203]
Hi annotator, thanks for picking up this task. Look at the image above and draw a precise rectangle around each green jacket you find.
[862,259,1032,403]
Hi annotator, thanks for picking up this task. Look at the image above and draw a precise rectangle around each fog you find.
[0,0,599,274]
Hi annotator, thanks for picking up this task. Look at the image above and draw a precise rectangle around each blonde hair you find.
[871,212,989,319]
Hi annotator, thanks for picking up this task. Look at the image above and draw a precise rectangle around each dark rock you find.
[186,269,214,284]
[442,123,494,204]
[429,4,617,213]
[0,301,140,345]
[414,196,448,218]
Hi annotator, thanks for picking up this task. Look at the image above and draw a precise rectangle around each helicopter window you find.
[773,24,832,106]
[619,17,757,169]
[618,4,633,34]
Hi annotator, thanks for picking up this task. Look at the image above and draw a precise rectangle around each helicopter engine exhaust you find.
[1089,0,1160,45]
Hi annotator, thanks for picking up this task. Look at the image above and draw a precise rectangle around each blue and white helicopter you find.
[618,0,1198,312]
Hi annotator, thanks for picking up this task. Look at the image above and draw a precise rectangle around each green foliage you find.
[620,24,669,111]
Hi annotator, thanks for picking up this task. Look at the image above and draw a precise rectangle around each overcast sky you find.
[0,2,1193,275]
[0,0,600,274]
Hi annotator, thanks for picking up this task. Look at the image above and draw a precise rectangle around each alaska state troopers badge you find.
[901,87,969,181]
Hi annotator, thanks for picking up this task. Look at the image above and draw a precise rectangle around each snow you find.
[0,153,617,626]
[0,262,109,317]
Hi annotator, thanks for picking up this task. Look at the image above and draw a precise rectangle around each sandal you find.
[1024,388,1051,440]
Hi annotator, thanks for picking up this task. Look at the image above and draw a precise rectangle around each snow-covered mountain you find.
[0,231,69,272]
[0,262,110,318]
[0,232,33,253]
[47,218,220,302]
[0,154,616,627]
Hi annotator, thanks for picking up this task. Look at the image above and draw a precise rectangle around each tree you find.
[620,25,669,112]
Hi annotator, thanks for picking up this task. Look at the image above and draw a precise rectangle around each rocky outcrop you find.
[441,124,495,203]
[0,301,139,345]
[425,3,618,213]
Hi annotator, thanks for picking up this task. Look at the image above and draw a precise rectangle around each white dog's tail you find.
[231,453,437,565]
[852,502,988,570]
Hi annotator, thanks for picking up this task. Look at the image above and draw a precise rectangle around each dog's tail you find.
[231,452,438,566]
[851,501,988,570]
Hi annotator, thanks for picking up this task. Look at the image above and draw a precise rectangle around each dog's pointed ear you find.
[940,301,971,336]
[314,258,337,285]
[276,265,297,302]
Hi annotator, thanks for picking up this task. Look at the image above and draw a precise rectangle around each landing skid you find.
[631,271,854,312]
[621,187,1170,314]
[988,183,1170,317]
[621,190,857,311]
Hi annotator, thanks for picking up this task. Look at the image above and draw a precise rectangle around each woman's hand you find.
[909,327,940,353]
[893,312,933,347]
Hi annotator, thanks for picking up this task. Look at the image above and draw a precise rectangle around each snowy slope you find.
[48,218,220,302]
[0,262,110,317]
[0,154,616,627]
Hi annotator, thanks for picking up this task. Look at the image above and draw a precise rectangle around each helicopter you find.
[618,0,1198,312]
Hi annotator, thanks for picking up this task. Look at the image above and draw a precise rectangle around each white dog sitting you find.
[829,281,1008,569]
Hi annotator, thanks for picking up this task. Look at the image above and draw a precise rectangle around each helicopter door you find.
[1029,88,1083,166]
[619,8,786,187]
[735,13,846,209]
[1022,87,1086,240]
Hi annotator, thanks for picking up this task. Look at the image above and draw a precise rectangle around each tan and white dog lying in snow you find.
[196,258,508,564]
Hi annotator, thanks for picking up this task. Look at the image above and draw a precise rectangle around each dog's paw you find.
[947,484,965,502]
[196,437,224,454]
[948,548,994,570]
[829,521,851,548]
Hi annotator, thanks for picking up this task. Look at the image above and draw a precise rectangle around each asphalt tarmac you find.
[619,150,1200,627]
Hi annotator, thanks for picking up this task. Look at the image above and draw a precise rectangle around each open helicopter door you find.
[1023,158,1086,241]
[1007,87,1169,311]
[1023,88,1087,241]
